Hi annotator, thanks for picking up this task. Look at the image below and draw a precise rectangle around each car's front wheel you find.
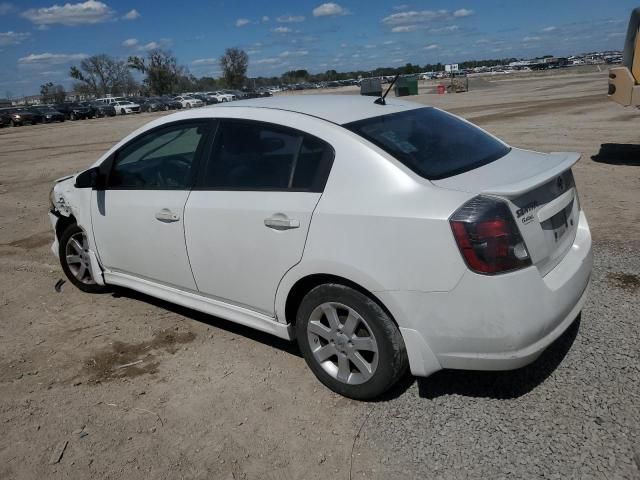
[296,284,408,400]
[59,224,109,294]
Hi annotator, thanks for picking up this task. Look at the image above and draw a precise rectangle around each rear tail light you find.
[450,196,531,274]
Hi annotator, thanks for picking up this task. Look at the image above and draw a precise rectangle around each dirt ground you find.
[0,69,638,480]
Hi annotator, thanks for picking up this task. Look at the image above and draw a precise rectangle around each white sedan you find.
[112,101,140,115]
[48,95,592,399]
[207,91,234,102]
[173,96,203,108]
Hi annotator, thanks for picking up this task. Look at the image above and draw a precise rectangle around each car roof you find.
[211,94,424,125]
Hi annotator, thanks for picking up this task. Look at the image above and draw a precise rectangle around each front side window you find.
[345,107,511,180]
[109,122,209,189]
[200,120,333,191]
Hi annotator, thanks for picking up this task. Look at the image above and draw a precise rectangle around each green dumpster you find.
[394,76,419,97]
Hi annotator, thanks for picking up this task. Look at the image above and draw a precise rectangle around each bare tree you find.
[219,48,248,88]
[128,49,185,95]
[70,54,138,97]
[40,82,66,103]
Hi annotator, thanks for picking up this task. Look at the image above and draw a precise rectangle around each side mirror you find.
[74,167,100,189]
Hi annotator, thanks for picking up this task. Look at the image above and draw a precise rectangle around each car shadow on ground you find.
[591,143,640,166]
[111,287,302,359]
[412,316,581,400]
[110,288,580,402]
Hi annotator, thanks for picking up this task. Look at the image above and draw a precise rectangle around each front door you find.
[92,120,214,290]
[184,119,334,315]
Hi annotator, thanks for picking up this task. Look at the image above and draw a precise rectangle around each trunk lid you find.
[434,148,581,276]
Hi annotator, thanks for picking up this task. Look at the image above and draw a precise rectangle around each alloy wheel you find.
[306,302,379,385]
[65,231,95,285]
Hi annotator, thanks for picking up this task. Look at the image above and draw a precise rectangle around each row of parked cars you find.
[0,89,274,128]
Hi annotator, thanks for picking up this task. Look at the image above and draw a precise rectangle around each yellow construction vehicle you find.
[609,7,640,106]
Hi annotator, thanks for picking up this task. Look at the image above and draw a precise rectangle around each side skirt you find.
[103,271,294,340]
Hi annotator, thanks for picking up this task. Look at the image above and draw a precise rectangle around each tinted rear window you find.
[344,107,510,180]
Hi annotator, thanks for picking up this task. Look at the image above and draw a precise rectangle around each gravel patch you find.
[356,243,640,479]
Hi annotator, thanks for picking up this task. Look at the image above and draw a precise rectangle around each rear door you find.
[184,119,334,315]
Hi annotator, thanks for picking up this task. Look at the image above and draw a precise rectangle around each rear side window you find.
[199,120,333,191]
[344,107,510,180]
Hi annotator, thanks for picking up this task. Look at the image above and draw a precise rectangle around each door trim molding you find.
[103,271,294,340]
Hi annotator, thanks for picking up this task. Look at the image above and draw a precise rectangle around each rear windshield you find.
[344,107,511,180]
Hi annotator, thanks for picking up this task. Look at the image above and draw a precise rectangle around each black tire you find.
[11,120,19,127]
[121,109,126,115]
[295,284,408,400]
[59,223,109,294]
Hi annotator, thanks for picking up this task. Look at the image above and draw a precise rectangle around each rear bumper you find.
[379,210,593,376]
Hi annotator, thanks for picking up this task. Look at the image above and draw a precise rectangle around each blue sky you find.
[0,0,635,96]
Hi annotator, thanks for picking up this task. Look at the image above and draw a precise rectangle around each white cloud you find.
[312,3,349,17]
[21,1,114,26]
[383,40,395,45]
[261,15,269,22]
[424,43,438,50]
[235,18,250,27]
[272,26,292,33]
[0,2,15,15]
[277,15,305,23]
[246,49,261,55]
[382,9,449,27]
[255,58,280,64]
[18,52,88,65]
[0,31,30,46]
[542,26,557,32]
[122,9,140,20]
[392,4,409,11]
[279,50,308,57]
[430,24,459,33]
[191,58,217,66]
[523,36,541,42]
[453,8,474,17]
[391,25,419,33]
[121,38,138,47]
[138,41,160,51]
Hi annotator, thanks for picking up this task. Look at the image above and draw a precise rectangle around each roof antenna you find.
[374,73,400,105]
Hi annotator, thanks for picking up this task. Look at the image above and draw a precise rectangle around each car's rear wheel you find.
[59,224,109,294]
[296,284,408,400]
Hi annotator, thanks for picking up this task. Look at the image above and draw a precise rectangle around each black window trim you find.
[192,118,335,193]
[102,119,218,191]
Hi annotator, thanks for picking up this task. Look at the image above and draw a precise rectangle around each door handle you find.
[264,216,300,231]
[155,209,180,223]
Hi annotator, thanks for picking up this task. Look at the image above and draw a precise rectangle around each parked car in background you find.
[88,101,116,118]
[113,101,141,115]
[140,98,168,112]
[0,110,13,127]
[2,107,39,126]
[54,103,91,121]
[48,95,593,400]
[160,96,183,109]
[29,105,65,123]
[191,93,219,105]
[78,102,98,119]
[173,96,203,108]
[95,97,127,105]
[209,91,234,102]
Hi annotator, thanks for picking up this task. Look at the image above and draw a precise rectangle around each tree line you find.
[46,48,520,99]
